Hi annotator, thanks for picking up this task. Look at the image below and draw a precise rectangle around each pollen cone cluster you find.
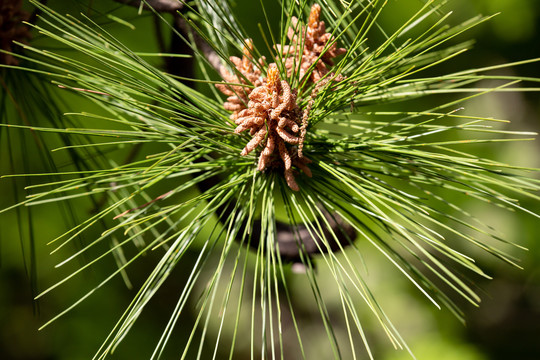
[0,0,31,66]
[215,39,264,121]
[277,3,346,83]
[216,3,345,191]
[233,64,311,191]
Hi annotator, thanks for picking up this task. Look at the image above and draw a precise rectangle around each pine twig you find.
[110,0,352,262]
[113,0,222,73]
[173,15,222,73]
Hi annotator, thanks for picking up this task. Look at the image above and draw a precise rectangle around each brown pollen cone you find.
[0,0,32,66]
[215,39,265,121]
[277,3,346,83]
[234,64,311,191]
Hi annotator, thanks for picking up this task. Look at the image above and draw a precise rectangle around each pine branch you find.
[174,15,222,73]
[111,0,353,261]
[113,0,222,72]
[3,0,540,358]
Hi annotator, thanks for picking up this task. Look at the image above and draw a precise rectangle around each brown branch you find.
[173,15,222,73]
[113,0,221,73]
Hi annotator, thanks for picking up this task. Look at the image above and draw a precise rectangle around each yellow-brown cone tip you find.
[309,4,321,28]
[266,64,280,89]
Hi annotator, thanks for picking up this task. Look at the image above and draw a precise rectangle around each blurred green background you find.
[1,0,539,359]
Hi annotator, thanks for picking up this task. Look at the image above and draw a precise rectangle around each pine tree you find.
[1,0,539,358]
